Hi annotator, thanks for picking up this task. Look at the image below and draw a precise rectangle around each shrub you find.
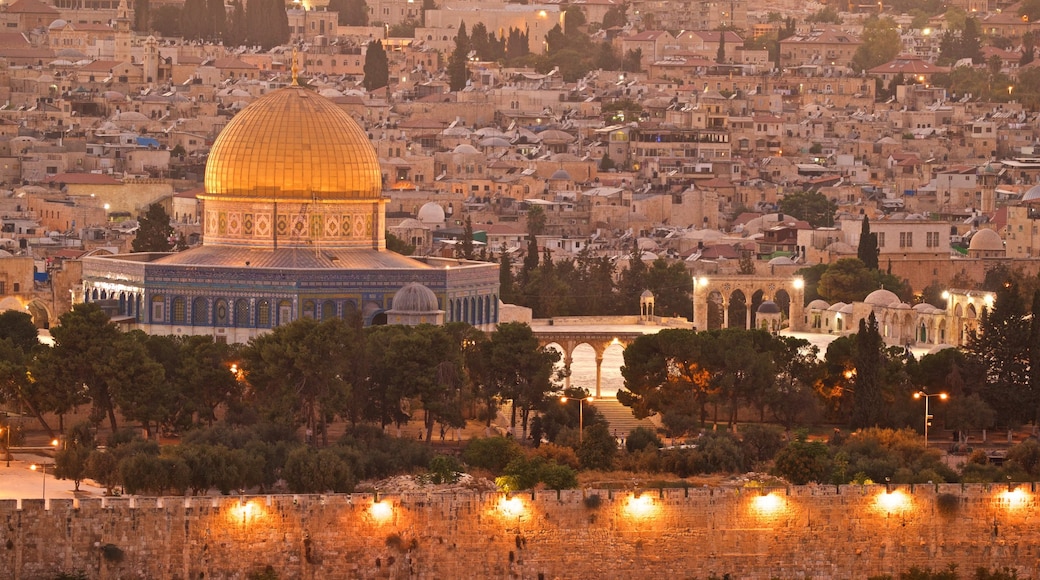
[577,423,616,471]
[625,427,662,453]
[426,455,462,484]
[462,437,523,472]
[539,463,579,490]
[283,447,355,493]
[739,424,784,463]
[531,442,580,470]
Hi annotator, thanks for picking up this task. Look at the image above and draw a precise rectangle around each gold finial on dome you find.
[291,46,299,86]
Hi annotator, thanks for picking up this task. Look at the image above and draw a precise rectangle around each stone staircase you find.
[589,397,658,437]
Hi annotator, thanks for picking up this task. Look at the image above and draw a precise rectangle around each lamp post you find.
[561,395,593,443]
[30,463,47,499]
[2,424,9,467]
[913,391,948,447]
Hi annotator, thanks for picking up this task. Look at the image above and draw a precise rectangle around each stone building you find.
[80,77,500,342]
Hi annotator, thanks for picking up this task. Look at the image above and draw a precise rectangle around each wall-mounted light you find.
[498,496,525,518]
[752,492,783,515]
[625,494,657,518]
[370,500,393,522]
[876,489,910,513]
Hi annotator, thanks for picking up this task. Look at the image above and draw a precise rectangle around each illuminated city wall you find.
[2,484,1039,579]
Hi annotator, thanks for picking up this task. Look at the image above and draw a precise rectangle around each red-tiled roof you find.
[45,172,121,185]
[5,0,59,14]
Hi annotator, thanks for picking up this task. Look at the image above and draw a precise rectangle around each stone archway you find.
[26,299,51,329]
[693,275,806,332]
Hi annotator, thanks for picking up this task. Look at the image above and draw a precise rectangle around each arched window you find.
[172,297,187,324]
[214,299,229,326]
[235,299,250,327]
[257,300,271,327]
[322,300,336,320]
[303,300,316,319]
[278,300,293,325]
[151,295,165,322]
[193,297,209,325]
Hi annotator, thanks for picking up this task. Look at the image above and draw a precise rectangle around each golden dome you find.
[203,86,381,201]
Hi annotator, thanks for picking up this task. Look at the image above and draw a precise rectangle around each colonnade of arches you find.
[84,286,500,329]
[539,333,639,398]
[447,295,498,326]
[704,288,793,331]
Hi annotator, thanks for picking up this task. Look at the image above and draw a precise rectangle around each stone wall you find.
[3,484,1040,579]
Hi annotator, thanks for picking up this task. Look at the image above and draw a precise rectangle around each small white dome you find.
[807,299,830,310]
[1023,183,1040,203]
[390,282,439,313]
[417,202,445,225]
[452,144,479,155]
[864,289,900,306]
[968,228,1003,252]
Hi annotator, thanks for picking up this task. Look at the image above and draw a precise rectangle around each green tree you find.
[779,190,835,228]
[966,279,1034,425]
[132,203,174,253]
[716,32,726,64]
[619,329,711,432]
[772,433,832,484]
[329,0,368,25]
[54,422,96,491]
[448,21,470,91]
[245,0,290,50]
[207,0,226,40]
[807,6,842,23]
[622,48,642,72]
[180,0,206,40]
[363,40,389,91]
[134,0,151,32]
[283,446,356,493]
[857,216,879,269]
[601,3,627,28]
[486,322,560,440]
[851,17,900,72]
[385,231,415,255]
[108,332,169,438]
[225,0,248,47]
[151,5,182,37]
[851,313,884,429]
[817,258,876,304]
[459,215,476,259]
[243,318,361,444]
[45,304,122,431]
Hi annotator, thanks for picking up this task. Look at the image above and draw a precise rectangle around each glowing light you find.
[941,290,950,300]
[229,500,264,525]
[625,494,658,518]
[538,10,547,17]
[876,490,910,513]
[610,337,621,346]
[370,500,393,522]
[698,277,708,287]
[1000,488,1029,509]
[922,28,931,35]
[752,493,783,514]
[792,278,804,289]
[984,294,994,306]
[498,496,525,518]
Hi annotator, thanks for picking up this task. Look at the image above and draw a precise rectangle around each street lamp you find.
[30,462,48,499]
[1,424,10,467]
[913,391,948,446]
[561,395,593,443]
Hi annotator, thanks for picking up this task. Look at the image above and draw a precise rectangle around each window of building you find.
[899,232,913,248]
[172,297,186,323]
[257,300,271,327]
[151,295,164,322]
[193,297,208,325]
[235,299,249,326]
[876,232,885,248]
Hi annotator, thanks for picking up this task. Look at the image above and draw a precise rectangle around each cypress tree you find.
[851,312,883,429]
[499,246,515,303]
[363,40,389,91]
[857,216,879,270]
[448,21,470,91]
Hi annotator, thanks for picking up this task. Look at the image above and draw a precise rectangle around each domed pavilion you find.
[80,82,499,341]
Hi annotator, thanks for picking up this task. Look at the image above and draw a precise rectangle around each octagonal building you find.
[80,83,499,341]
